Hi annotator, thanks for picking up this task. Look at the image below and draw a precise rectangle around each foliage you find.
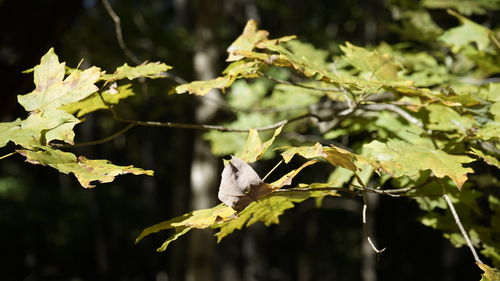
[1,3,499,279]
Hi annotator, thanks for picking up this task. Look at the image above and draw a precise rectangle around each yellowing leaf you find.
[17,146,153,188]
[17,48,101,112]
[135,204,235,251]
[236,126,283,163]
[0,119,37,148]
[226,20,270,62]
[363,139,474,188]
[280,143,326,163]
[280,143,361,172]
[340,42,402,81]
[101,62,172,81]
[62,84,135,117]
[175,77,231,96]
[269,160,318,189]
[477,263,500,281]
[214,189,337,241]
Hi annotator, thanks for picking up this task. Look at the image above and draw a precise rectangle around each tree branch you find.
[51,123,137,148]
[101,0,141,65]
[0,151,17,161]
[362,191,386,254]
[113,112,318,132]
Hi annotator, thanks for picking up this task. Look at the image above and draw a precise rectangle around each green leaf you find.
[204,112,275,156]
[476,122,500,141]
[426,104,475,133]
[363,139,474,188]
[470,148,500,169]
[236,126,283,163]
[17,48,101,112]
[101,62,172,81]
[438,10,494,53]
[394,10,443,42]
[423,0,499,15]
[61,84,135,117]
[17,146,153,188]
[340,42,402,81]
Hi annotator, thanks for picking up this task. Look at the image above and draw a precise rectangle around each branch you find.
[113,113,318,132]
[361,103,423,128]
[0,151,17,161]
[51,123,137,148]
[362,191,386,254]
[443,193,484,264]
[101,0,141,65]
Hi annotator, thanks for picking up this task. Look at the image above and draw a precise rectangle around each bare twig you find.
[51,123,137,148]
[113,113,318,133]
[262,160,283,182]
[0,151,17,160]
[362,191,386,254]
[443,193,484,264]
[362,103,424,128]
[101,0,141,65]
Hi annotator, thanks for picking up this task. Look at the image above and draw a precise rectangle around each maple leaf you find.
[236,126,283,163]
[135,204,236,251]
[17,146,153,188]
[62,84,135,117]
[101,62,172,81]
[17,48,101,112]
[438,10,494,53]
[363,139,474,188]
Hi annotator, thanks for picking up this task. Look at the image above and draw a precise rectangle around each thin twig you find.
[101,0,141,65]
[262,160,283,182]
[362,103,423,128]
[362,190,386,254]
[0,151,17,160]
[51,123,137,148]
[113,113,318,132]
[443,193,484,264]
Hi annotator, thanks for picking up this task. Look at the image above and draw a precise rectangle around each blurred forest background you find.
[0,0,496,280]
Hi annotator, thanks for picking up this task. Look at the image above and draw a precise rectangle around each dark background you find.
[0,0,486,280]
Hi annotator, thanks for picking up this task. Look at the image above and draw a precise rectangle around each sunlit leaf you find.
[438,10,494,53]
[17,146,153,188]
[135,204,235,251]
[236,126,283,163]
[426,104,475,133]
[340,42,402,81]
[101,62,172,81]
[478,263,500,281]
[363,139,474,188]
[61,84,135,117]
[214,189,337,241]
[17,48,101,112]
[470,148,500,169]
